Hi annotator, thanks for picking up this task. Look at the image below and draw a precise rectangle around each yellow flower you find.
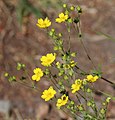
[87,75,99,82]
[41,86,56,101]
[56,13,68,23]
[71,79,82,93]
[36,17,51,28]
[40,53,56,66]
[56,94,68,109]
[32,68,43,81]
[56,62,60,66]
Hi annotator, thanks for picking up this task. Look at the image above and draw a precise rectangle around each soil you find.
[0,0,115,120]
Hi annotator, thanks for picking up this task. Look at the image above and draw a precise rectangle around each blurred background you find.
[0,0,115,119]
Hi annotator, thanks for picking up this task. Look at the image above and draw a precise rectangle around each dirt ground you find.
[0,0,115,120]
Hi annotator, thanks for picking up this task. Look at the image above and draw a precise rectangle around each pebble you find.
[0,100,11,115]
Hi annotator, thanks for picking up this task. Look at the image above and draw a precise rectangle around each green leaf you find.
[96,31,115,41]
[16,0,42,25]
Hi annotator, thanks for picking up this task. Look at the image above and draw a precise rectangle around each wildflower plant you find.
[5,1,115,120]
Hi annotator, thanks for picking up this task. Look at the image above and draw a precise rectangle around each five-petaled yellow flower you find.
[41,86,56,101]
[36,17,51,28]
[56,94,68,109]
[32,68,43,81]
[71,79,82,93]
[56,13,68,23]
[40,53,56,66]
[87,75,99,82]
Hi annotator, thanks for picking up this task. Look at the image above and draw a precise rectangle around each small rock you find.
[58,110,68,119]
[0,100,11,114]
[87,8,98,15]
[36,102,49,120]
[68,117,73,120]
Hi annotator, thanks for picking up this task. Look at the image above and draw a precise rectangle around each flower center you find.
[47,58,52,63]
[62,96,66,100]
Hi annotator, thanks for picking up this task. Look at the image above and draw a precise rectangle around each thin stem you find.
[49,73,60,90]
[15,80,41,92]
[77,15,96,70]
[76,94,81,104]
[77,91,87,102]
[23,68,34,86]
[67,23,71,51]
[91,86,115,100]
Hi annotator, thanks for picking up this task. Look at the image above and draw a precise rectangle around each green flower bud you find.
[17,63,25,70]
[70,101,74,105]
[82,79,87,85]
[58,81,62,85]
[56,62,61,68]
[58,72,62,76]
[106,97,111,103]
[22,64,25,68]
[58,33,62,37]
[71,52,76,57]
[100,108,105,114]
[65,10,69,15]
[4,72,9,77]
[51,28,55,32]
[54,46,58,51]
[67,105,70,109]
[70,6,75,11]
[62,55,67,60]
[87,101,92,106]
[49,31,54,36]
[87,88,92,93]
[17,63,22,70]
[68,70,73,76]
[68,18,73,23]
[8,76,16,82]
[53,35,58,40]
[63,4,67,8]
[70,106,74,110]
[102,102,106,106]
[58,69,64,76]
[58,46,62,50]
[58,40,63,45]
[77,104,83,111]
[64,75,68,80]
[12,76,16,81]
[76,6,82,13]
[44,68,50,75]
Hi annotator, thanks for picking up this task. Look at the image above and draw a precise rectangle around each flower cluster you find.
[5,2,113,120]
[36,13,68,29]
[71,79,82,93]
[87,75,99,82]
[32,4,106,117]
[55,13,68,23]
